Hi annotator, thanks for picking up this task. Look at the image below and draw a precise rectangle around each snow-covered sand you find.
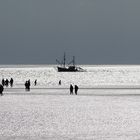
[1,89,140,140]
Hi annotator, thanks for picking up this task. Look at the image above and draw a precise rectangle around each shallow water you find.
[0,65,140,89]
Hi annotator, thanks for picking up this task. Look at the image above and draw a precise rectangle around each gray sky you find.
[0,0,140,64]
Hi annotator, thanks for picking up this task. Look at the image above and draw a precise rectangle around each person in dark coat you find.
[70,84,73,95]
[5,79,9,87]
[0,84,4,96]
[28,80,31,90]
[10,78,14,87]
[25,80,30,91]
[34,79,37,86]
[25,81,28,91]
[75,85,79,95]
[59,80,61,85]
[2,79,5,86]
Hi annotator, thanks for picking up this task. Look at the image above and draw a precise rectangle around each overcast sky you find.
[0,0,140,64]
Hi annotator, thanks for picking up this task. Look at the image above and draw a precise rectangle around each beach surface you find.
[1,89,140,140]
[1,65,140,139]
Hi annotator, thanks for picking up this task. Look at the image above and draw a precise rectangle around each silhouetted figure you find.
[2,79,5,86]
[0,84,4,96]
[59,80,61,85]
[34,79,37,86]
[25,81,28,91]
[5,79,9,87]
[70,84,73,95]
[10,78,14,87]
[28,79,30,87]
[25,80,30,91]
[75,85,79,95]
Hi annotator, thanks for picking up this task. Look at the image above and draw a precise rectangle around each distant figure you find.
[70,84,73,95]
[28,80,31,90]
[10,78,14,87]
[34,79,37,86]
[5,79,9,87]
[0,84,4,96]
[25,81,28,91]
[28,79,30,87]
[25,80,31,91]
[75,85,79,95]
[2,79,5,86]
[59,80,61,85]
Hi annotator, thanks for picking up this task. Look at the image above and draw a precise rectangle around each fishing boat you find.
[56,53,85,72]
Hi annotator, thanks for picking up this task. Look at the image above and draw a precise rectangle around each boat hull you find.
[57,66,78,72]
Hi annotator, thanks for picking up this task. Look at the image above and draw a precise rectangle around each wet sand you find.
[0,89,140,140]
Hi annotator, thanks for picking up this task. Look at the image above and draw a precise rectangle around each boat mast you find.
[63,52,66,68]
[73,56,75,66]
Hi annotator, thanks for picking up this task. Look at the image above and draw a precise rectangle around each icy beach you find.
[1,65,140,139]
[1,89,140,140]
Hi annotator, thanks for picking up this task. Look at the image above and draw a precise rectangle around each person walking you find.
[5,79,9,87]
[70,84,73,95]
[2,79,5,86]
[0,84,4,96]
[34,79,37,86]
[75,85,79,95]
[27,80,31,91]
[25,80,30,91]
[10,78,14,87]
[25,81,28,91]
[59,80,61,85]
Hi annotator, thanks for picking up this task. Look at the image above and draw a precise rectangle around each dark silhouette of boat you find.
[56,53,85,72]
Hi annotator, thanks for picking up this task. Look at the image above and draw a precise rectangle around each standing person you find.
[0,84,4,96]
[70,84,73,95]
[27,80,31,91]
[10,78,14,87]
[25,81,28,91]
[75,85,79,95]
[5,79,9,87]
[59,80,61,85]
[25,80,30,91]
[2,79,5,86]
[34,79,37,86]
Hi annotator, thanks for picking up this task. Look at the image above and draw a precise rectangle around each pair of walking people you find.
[70,84,79,95]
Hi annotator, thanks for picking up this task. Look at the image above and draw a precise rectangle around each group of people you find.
[0,78,14,96]
[59,80,79,95]
[2,78,14,87]
[0,78,79,95]
[70,84,79,95]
